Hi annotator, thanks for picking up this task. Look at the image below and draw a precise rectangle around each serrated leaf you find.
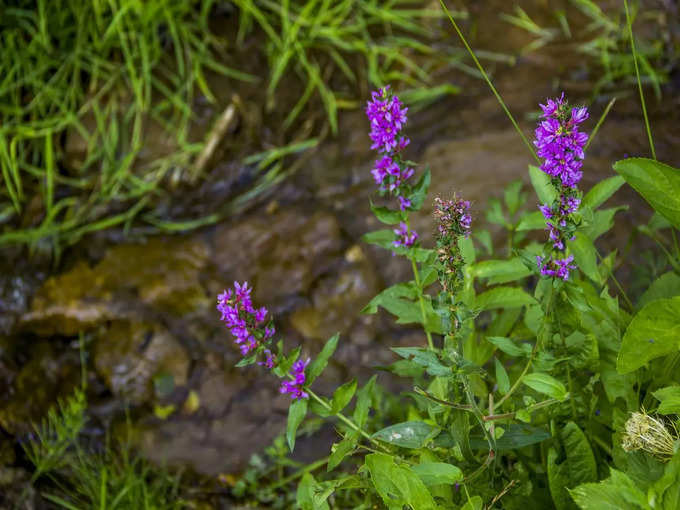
[570,469,648,510]
[617,297,680,374]
[523,373,568,400]
[365,453,437,510]
[287,399,308,451]
[583,206,627,241]
[297,473,329,510]
[372,421,439,449]
[613,158,680,228]
[362,282,417,314]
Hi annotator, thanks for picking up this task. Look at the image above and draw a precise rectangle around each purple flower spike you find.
[217,282,276,363]
[534,94,589,280]
[280,358,310,400]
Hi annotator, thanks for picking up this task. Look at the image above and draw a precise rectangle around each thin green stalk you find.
[496,285,554,408]
[405,216,435,350]
[623,0,656,160]
[584,97,616,151]
[439,0,539,164]
[307,389,383,449]
[411,257,435,350]
[596,249,634,311]
[265,455,330,491]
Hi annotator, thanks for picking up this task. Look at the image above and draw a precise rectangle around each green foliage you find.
[24,389,183,508]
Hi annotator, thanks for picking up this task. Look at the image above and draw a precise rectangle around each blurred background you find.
[0,0,678,506]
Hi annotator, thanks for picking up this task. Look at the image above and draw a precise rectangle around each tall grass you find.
[0,0,253,255]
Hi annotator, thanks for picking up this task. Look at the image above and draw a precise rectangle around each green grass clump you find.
[0,0,252,255]
[23,388,183,509]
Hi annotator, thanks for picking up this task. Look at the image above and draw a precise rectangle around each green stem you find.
[411,257,435,350]
[439,0,539,164]
[307,389,382,449]
[596,249,634,311]
[583,97,616,152]
[266,455,330,491]
[496,285,554,408]
[406,217,435,350]
[623,0,656,160]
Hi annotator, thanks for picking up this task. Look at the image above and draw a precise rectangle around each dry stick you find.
[438,0,539,164]
[623,0,656,160]
[190,101,238,182]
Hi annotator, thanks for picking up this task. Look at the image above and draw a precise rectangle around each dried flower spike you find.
[621,410,678,461]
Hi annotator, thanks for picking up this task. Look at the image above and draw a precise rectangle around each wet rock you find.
[93,321,189,404]
[21,237,210,336]
[213,208,343,304]
[290,257,378,341]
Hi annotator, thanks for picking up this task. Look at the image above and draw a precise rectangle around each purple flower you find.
[537,255,576,281]
[534,95,589,280]
[393,222,418,248]
[372,155,399,186]
[280,358,310,400]
[398,196,412,211]
[217,281,275,360]
[366,86,408,153]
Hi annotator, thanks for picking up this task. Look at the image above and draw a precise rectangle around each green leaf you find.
[391,347,451,376]
[617,297,680,374]
[637,272,680,309]
[297,473,330,510]
[307,334,339,384]
[653,386,680,415]
[287,399,308,452]
[327,431,358,471]
[362,229,396,250]
[504,179,525,216]
[410,168,431,211]
[583,206,627,241]
[650,451,680,509]
[475,286,537,311]
[412,462,463,486]
[470,258,531,284]
[529,165,558,204]
[582,175,625,209]
[372,421,439,449]
[495,358,510,394]
[548,422,597,510]
[370,202,404,225]
[523,373,568,400]
[486,336,532,357]
[470,424,550,450]
[363,283,417,314]
[614,158,680,228]
[331,379,357,413]
[570,232,601,284]
[353,375,376,427]
[613,158,680,228]
[570,469,648,510]
[461,496,484,510]
[516,210,546,231]
[365,453,437,510]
